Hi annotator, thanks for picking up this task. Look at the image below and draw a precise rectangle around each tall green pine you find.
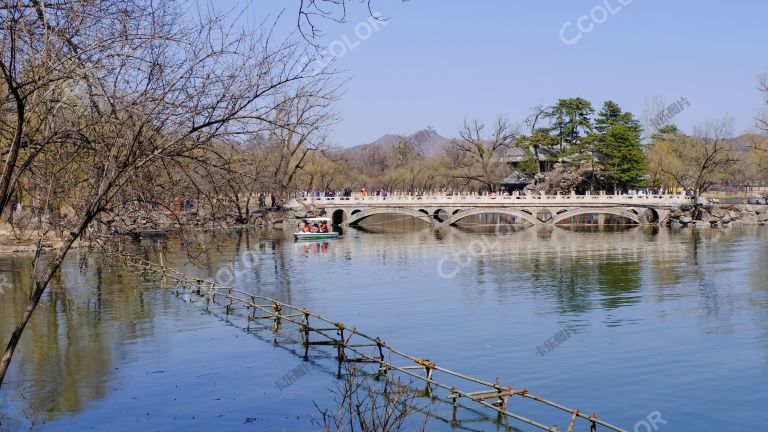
[593,101,646,191]
[547,98,595,156]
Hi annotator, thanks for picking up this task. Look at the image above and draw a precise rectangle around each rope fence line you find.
[125,255,627,432]
[183,283,495,432]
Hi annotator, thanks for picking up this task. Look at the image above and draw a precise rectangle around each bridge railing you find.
[302,194,692,206]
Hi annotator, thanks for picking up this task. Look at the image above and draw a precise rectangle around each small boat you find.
[294,217,340,240]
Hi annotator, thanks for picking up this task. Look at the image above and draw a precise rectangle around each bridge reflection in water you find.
[2,226,767,431]
[329,208,655,228]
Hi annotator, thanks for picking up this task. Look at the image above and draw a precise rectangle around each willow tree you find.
[0,0,334,387]
[648,120,738,201]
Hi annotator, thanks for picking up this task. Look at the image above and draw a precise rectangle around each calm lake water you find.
[1,224,767,431]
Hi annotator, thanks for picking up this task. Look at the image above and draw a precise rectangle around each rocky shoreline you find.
[668,204,768,227]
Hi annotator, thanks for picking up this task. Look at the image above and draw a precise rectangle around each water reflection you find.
[297,241,330,255]
[0,251,168,426]
[0,226,766,431]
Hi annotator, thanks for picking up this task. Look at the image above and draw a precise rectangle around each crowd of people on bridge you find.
[301,188,390,199]
[297,187,681,199]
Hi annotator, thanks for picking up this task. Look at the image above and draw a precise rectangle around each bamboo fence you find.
[125,255,627,432]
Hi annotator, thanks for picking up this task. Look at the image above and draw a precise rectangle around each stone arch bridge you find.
[302,194,691,227]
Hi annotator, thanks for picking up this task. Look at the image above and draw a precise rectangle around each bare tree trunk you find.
[0,214,91,386]
[0,0,340,388]
[0,92,24,215]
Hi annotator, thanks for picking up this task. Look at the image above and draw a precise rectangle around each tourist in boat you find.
[302,222,310,232]
[311,224,319,233]
[320,222,329,233]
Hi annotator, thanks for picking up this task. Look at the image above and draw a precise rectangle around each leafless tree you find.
[642,95,668,139]
[450,117,518,191]
[296,0,399,42]
[359,145,388,180]
[519,104,552,174]
[0,0,335,387]
[268,86,338,191]
[746,134,768,183]
[653,119,739,203]
[189,141,271,225]
[313,366,428,432]
[0,0,117,216]
[388,138,417,168]
[758,73,768,132]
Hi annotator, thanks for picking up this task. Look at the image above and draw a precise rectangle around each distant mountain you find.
[407,129,453,156]
[345,128,451,157]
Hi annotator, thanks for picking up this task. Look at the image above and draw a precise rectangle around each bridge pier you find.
[656,209,671,225]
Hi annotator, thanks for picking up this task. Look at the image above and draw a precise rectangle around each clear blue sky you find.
[213,0,768,146]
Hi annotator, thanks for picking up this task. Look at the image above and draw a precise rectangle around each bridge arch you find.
[552,208,642,225]
[347,207,437,226]
[331,209,347,225]
[644,208,660,224]
[445,208,541,226]
[433,208,449,222]
[536,209,553,223]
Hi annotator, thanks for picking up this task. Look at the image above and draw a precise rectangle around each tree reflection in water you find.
[0,250,162,424]
[0,226,766,429]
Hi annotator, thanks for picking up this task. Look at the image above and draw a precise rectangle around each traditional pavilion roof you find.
[501,170,534,185]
